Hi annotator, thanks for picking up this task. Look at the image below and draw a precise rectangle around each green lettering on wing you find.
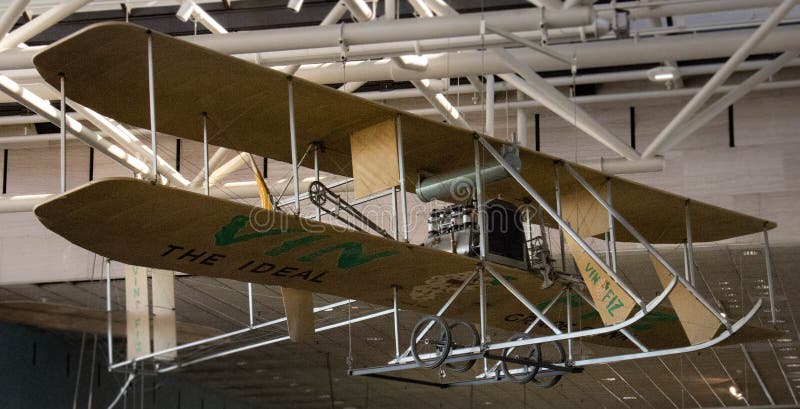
[298,242,399,269]
[266,235,330,256]
[215,215,304,246]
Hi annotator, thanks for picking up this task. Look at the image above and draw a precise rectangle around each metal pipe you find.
[314,144,321,221]
[147,32,158,181]
[554,164,567,274]
[247,283,254,328]
[396,115,409,242]
[59,74,65,193]
[105,259,113,368]
[764,229,777,323]
[474,138,488,259]
[391,187,398,240]
[287,78,301,214]
[0,76,168,184]
[177,0,227,34]
[0,0,91,50]
[409,79,470,129]
[111,298,354,368]
[384,0,396,20]
[642,0,798,159]
[394,270,477,361]
[292,26,800,84]
[484,264,562,334]
[515,91,527,147]
[685,201,696,286]
[202,114,209,196]
[485,75,494,135]
[478,138,644,307]
[188,7,594,55]
[562,162,730,328]
[608,179,618,273]
[106,373,135,409]
[0,0,30,39]
[342,0,373,21]
[565,286,573,361]
[741,343,776,405]
[392,285,400,358]
[660,50,800,153]
[496,60,640,161]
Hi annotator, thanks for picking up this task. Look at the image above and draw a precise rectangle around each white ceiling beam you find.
[0,0,92,51]
[651,50,800,155]
[410,79,470,129]
[177,0,227,34]
[642,0,798,159]
[0,75,183,185]
[0,0,30,40]
[494,47,640,160]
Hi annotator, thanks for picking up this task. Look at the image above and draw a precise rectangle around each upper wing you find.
[32,22,774,244]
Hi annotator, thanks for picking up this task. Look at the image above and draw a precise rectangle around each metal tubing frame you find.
[392,269,478,362]
[685,200,696,286]
[483,264,561,334]
[554,165,567,273]
[391,187,398,240]
[110,298,354,369]
[288,77,301,214]
[477,137,644,307]
[573,288,648,352]
[247,283,254,328]
[560,161,730,329]
[763,228,777,323]
[396,114,409,242]
[314,144,321,221]
[159,308,394,373]
[392,285,400,358]
[59,74,66,193]
[105,258,113,368]
[202,114,209,196]
[607,178,618,273]
[565,286,573,362]
[147,32,158,181]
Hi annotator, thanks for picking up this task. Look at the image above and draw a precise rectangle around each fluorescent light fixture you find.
[742,249,761,256]
[729,386,744,400]
[287,0,303,12]
[647,66,680,83]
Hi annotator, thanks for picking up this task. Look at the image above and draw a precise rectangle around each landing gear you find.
[500,334,566,388]
[410,317,480,371]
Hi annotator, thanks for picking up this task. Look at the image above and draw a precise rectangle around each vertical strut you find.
[391,187,399,240]
[314,144,321,221]
[392,285,400,358]
[59,74,66,193]
[554,163,567,273]
[105,258,113,368]
[202,113,209,196]
[685,200,696,286]
[474,138,488,259]
[147,32,158,182]
[763,228,777,323]
[607,179,618,273]
[248,283,254,328]
[565,286,573,362]
[396,115,409,242]
[288,78,301,214]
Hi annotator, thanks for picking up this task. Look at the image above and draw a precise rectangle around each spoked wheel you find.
[308,181,327,207]
[410,316,452,369]
[530,340,566,388]
[444,320,480,372]
[501,334,541,383]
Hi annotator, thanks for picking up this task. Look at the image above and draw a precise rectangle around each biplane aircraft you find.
[30,22,777,387]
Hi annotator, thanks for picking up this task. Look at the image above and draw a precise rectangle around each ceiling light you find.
[601,377,617,381]
[742,249,761,256]
[622,396,637,400]
[647,66,679,82]
[729,386,744,400]
[287,0,303,12]
[784,355,799,360]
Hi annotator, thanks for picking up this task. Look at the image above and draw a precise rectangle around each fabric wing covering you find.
[32,22,775,245]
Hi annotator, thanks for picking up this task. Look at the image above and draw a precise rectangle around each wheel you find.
[530,340,566,388]
[444,320,480,372]
[501,334,541,383]
[410,316,451,369]
[308,181,327,206]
